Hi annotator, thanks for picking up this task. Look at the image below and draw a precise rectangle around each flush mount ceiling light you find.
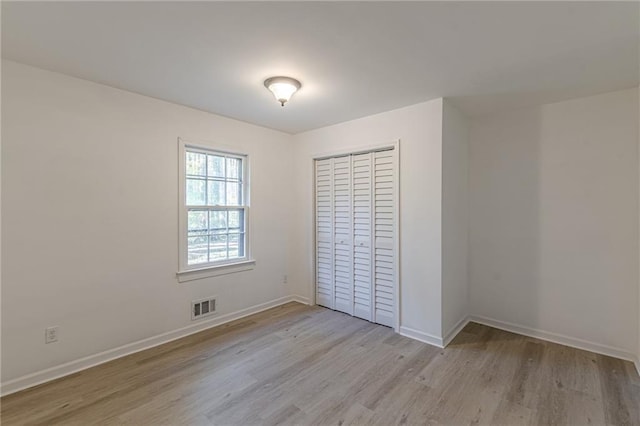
[264,76,301,107]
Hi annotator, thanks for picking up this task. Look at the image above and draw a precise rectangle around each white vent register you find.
[192,297,217,320]
[314,146,398,328]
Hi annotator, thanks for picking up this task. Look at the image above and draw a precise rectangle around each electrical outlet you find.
[283,274,288,284]
[45,326,59,344]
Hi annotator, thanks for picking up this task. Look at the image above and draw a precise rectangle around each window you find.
[178,141,250,274]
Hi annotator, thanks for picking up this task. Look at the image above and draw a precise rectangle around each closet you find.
[314,147,397,328]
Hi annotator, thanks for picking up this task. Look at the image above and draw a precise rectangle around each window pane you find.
[209,234,228,261]
[228,209,244,232]
[207,180,225,205]
[226,182,241,206]
[208,155,225,178]
[209,210,227,233]
[186,152,206,176]
[226,157,242,180]
[186,179,206,205]
[184,149,247,267]
[187,236,208,265]
[228,233,245,259]
[187,210,208,236]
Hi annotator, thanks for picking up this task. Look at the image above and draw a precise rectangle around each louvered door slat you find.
[333,156,353,315]
[352,152,373,321]
[315,158,334,309]
[373,150,396,327]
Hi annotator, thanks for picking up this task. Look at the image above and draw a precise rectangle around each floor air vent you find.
[192,297,217,320]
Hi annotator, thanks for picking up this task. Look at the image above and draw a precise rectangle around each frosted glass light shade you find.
[264,76,301,106]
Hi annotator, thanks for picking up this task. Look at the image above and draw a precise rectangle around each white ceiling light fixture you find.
[264,76,301,107]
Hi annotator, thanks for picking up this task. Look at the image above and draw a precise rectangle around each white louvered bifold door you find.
[332,156,353,315]
[315,158,334,309]
[315,147,396,327]
[352,153,373,321]
[372,150,396,327]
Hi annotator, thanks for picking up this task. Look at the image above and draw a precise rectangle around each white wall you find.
[1,61,296,384]
[291,99,444,341]
[469,88,639,356]
[441,100,469,338]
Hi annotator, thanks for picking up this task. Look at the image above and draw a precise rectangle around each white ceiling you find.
[2,2,638,134]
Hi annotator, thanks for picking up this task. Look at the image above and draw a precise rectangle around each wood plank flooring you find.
[2,302,638,425]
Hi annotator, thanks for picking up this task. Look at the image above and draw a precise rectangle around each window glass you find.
[184,147,247,267]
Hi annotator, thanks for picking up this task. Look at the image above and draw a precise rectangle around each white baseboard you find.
[1,295,310,397]
[469,314,637,364]
[399,326,444,348]
[443,316,470,347]
[400,316,470,349]
[290,295,311,305]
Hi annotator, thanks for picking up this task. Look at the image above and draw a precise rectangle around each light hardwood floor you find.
[2,302,639,425]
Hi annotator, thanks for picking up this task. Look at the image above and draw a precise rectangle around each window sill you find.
[176,259,256,283]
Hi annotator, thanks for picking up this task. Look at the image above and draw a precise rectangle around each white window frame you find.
[177,139,254,282]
